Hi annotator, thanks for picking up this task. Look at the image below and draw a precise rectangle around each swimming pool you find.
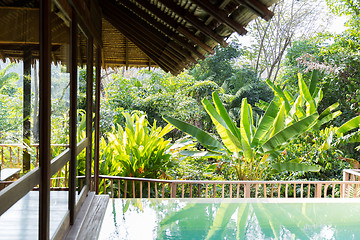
[98,198,360,240]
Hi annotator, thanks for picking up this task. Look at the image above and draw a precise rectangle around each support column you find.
[69,10,77,225]
[23,48,31,173]
[94,47,101,194]
[85,37,93,191]
[39,0,51,239]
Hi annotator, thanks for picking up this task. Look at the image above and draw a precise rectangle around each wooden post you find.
[315,183,322,198]
[23,48,31,173]
[85,36,94,191]
[39,0,51,238]
[69,10,78,225]
[244,183,250,198]
[94,47,101,194]
[170,183,176,198]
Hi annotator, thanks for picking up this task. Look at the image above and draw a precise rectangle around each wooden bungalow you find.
[0,0,279,239]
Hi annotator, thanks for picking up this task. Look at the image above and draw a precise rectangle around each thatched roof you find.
[0,0,279,74]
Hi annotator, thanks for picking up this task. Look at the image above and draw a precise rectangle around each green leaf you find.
[309,70,319,97]
[240,98,253,159]
[268,102,286,138]
[179,150,223,158]
[337,115,360,135]
[252,101,280,146]
[266,79,291,112]
[298,73,316,115]
[164,116,226,153]
[202,97,241,152]
[212,92,241,139]
[271,162,321,173]
[261,113,318,153]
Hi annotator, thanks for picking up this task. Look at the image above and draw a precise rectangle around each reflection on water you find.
[98,199,360,240]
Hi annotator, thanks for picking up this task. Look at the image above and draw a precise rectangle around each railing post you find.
[343,171,349,181]
[170,182,176,198]
[244,183,250,198]
[315,183,322,198]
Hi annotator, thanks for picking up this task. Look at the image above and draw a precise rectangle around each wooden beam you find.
[204,0,232,26]
[190,0,247,35]
[235,0,274,21]
[125,37,129,70]
[0,43,61,51]
[39,0,51,239]
[177,26,214,54]
[67,0,102,47]
[69,8,77,226]
[136,0,225,50]
[23,47,31,173]
[94,47,101,194]
[0,51,5,62]
[118,0,201,62]
[85,36,93,191]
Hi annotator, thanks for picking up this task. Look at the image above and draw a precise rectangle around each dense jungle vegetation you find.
[1,0,360,182]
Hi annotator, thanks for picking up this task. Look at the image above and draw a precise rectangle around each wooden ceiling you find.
[0,0,279,74]
[101,0,278,74]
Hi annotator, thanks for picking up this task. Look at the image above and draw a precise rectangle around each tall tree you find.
[243,0,332,82]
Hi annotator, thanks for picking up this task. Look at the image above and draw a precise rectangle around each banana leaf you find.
[202,97,241,152]
[309,70,319,97]
[271,162,320,173]
[252,101,280,146]
[239,98,253,160]
[266,79,291,112]
[261,113,318,153]
[298,73,316,115]
[212,92,242,140]
[179,150,223,158]
[164,115,226,153]
[337,115,360,135]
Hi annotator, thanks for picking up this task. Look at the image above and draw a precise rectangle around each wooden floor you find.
[65,193,109,240]
[0,191,70,240]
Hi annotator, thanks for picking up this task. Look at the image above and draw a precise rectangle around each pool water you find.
[98,198,360,240]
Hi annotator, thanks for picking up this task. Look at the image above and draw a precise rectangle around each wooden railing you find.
[0,143,69,169]
[343,169,360,181]
[0,144,22,168]
[97,175,360,199]
[0,138,88,216]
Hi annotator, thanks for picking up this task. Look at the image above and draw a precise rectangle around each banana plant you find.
[165,72,340,180]
[320,115,360,158]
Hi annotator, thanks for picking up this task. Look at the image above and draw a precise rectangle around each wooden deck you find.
[0,191,69,239]
[64,193,109,240]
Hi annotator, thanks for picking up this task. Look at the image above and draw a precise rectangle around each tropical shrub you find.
[165,72,340,180]
[100,112,174,178]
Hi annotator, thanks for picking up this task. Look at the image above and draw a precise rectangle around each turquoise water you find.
[98,198,360,240]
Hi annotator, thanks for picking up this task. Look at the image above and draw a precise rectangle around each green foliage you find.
[100,112,174,178]
[102,70,214,135]
[165,73,338,180]
[273,129,350,181]
[190,42,243,86]
[283,36,360,129]
[0,63,22,142]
